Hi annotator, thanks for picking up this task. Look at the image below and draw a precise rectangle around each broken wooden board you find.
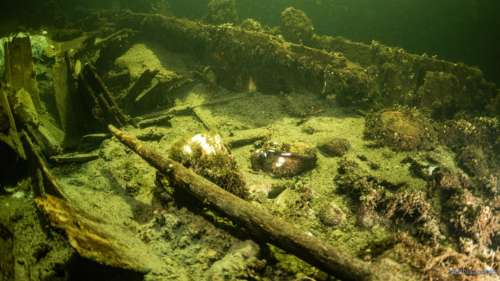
[35,195,152,274]
[24,120,63,157]
[3,36,41,111]
[81,133,110,143]
[94,29,137,71]
[53,52,85,147]
[192,107,216,130]
[50,152,99,164]
[22,131,67,199]
[226,127,270,148]
[0,85,26,159]
[132,75,192,115]
[119,68,159,105]
[79,64,134,128]
[136,114,172,128]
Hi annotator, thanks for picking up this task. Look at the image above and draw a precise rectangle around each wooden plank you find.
[50,152,99,164]
[0,85,26,159]
[80,64,134,128]
[120,69,159,105]
[3,36,41,111]
[52,52,83,147]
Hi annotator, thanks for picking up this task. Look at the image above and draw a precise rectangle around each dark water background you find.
[1,0,499,86]
[171,0,500,86]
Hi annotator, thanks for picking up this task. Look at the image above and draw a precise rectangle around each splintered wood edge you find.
[35,195,151,273]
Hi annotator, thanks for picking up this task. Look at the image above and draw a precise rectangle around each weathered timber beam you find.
[3,36,42,111]
[22,131,67,200]
[120,69,159,105]
[50,152,99,164]
[136,114,172,128]
[108,125,374,281]
[53,51,84,147]
[0,85,26,159]
[116,12,369,100]
[79,64,135,128]
[226,127,269,148]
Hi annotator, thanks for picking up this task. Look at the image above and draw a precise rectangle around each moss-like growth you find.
[335,158,385,228]
[365,108,437,151]
[417,71,462,119]
[280,7,314,44]
[240,18,264,32]
[10,88,39,127]
[318,137,351,157]
[393,234,495,281]
[170,133,248,198]
[206,0,239,25]
[440,117,499,187]
[456,145,489,178]
[317,202,346,227]
[384,189,441,243]
[431,167,497,260]
[445,189,497,251]
[335,158,442,242]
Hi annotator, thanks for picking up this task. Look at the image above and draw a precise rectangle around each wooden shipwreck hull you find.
[115,12,499,117]
[117,13,372,105]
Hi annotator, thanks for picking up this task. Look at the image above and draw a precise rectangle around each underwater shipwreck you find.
[0,2,498,281]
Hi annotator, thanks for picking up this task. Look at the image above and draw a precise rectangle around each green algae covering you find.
[0,3,498,281]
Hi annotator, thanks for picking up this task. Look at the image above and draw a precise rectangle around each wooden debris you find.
[35,195,152,274]
[226,128,269,148]
[0,85,26,159]
[137,130,165,142]
[133,79,161,104]
[119,69,159,105]
[118,13,366,100]
[131,75,193,115]
[192,107,215,130]
[79,29,136,71]
[79,64,134,128]
[53,51,84,147]
[3,36,41,111]
[106,69,131,90]
[9,88,39,127]
[134,92,252,128]
[136,114,172,128]
[25,123,63,156]
[50,152,99,164]
[22,131,67,200]
[108,125,374,281]
[81,133,111,143]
